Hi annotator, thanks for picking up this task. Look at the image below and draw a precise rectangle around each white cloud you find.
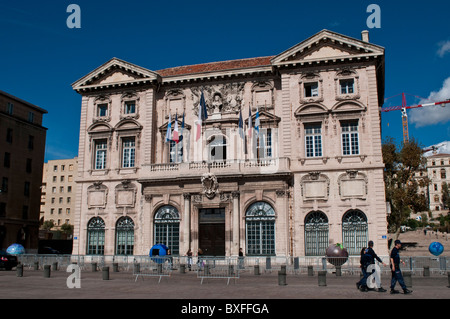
[409,77,450,128]
[437,40,450,57]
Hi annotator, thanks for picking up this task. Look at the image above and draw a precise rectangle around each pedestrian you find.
[238,247,244,269]
[186,249,193,271]
[356,247,371,292]
[366,240,387,292]
[197,248,204,269]
[390,239,412,294]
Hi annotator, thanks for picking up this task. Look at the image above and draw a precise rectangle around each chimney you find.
[361,30,369,42]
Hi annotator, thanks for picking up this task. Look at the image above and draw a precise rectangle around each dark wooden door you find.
[199,223,225,256]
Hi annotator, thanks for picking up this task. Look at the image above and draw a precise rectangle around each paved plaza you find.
[1,266,448,300]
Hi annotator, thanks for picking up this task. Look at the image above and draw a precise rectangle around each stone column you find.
[182,193,191,255]
[232,191,240,256]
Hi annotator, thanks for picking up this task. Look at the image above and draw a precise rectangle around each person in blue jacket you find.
[390,240,412,294]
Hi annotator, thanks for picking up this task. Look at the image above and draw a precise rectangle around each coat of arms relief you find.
[191,83,245,116]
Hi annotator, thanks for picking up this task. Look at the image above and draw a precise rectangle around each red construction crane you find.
[381,93,449,144]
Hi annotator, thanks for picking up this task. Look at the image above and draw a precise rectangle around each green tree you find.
[60,223,73,236]
[42,220,54,231]
[382,137,430,248]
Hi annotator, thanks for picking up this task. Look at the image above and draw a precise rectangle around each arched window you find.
[115,217,134,255]
[304,211,329,256]
[245,202,276,256]
[342,210,368,255]
[87,217,105,255]
[154,205,180,255]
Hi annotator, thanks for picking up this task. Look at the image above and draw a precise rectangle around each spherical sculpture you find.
[428,242,444,256]
[6,243,25,255]
[149,244,169,264]
[325,243,349,266]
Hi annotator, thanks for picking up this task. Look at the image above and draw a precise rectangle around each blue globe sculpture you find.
[6,243,25,255]
[149,244,169,264]
[428,242,444,256]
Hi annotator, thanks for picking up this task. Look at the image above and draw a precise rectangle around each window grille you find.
[154,205,180,255]
[304,211,329,256]
[87,217,105,255]
[245,202,276,256]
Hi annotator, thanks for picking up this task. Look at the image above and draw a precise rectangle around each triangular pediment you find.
[72,58,161,91]
[271,30,384,65]
[248,109,281,124]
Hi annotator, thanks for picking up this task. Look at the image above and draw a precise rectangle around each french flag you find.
[196,91,208,141]
[172,113,179,143]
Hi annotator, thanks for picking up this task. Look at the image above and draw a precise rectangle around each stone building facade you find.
[0,90,47,252]
[40,157,78,231]
[72,30,388,257]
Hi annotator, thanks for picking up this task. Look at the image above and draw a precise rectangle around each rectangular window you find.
[24,181,30,197]
[0,203,6,217]
[68,186,72,193]
[1,177,8,193]
[59,197,63,204]
[53,165,58,172]
[122,137,136,168]
[97,104,108,117]
[305,123,323,157]
[69,164,74,171]
[169,140,183,163]
[95,140,107,170]
[67,197,71,204]
[28,135,34,150]
[66,208,71,214]
[6,102,13,115]
[124,101,136,114]
[26,158,32,173]
[6,128,13,143]
[341,121,359,155]
[68,175,73,182]
[60,176,64,182]
[22,206,28,220]
[52,187,56,193]
[256,129,273,159]
[51,197,55,204]
[304,82,319,97]
[60,186,64,193]
[28,112,34,123]
[4,152,10,168]
[340,79,355,94]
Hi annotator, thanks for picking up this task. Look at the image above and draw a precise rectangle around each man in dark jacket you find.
[390,240,412,294]
[365,240,387,292]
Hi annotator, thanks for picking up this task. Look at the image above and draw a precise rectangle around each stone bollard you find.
[180,264,186,274]
[335,265,342,276]
[254,265,260,275]
[91,262,97,272]
[278,265,287,286]
[228,265,234,276]
[318,271,327,286]
[113,263,119,272]
[44,265,51,278]
[34,261,39,270]
[16,263,23,277]
[134,263,140,274]
[307,265,314,276]
[52,262,58,271]
[403,271,412,288]
[423,266,430,277]
[102,266,109,280]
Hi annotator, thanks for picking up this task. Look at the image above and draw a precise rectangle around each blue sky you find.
[0,0,449,162]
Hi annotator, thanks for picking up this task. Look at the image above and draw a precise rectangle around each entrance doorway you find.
[198,208,225,256]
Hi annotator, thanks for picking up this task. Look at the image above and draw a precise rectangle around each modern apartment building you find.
[40,157,78,232]
[71,29,388,257]
[0,90,47,252]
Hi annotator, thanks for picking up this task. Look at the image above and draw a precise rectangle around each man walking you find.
[390,240,412,294]
[358,241,387,292]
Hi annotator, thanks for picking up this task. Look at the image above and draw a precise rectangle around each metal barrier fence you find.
[133,256,173,283]
[15,254,449,276]
[194,257,241,285]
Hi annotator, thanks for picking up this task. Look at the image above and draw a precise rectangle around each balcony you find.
[139,157,291,182]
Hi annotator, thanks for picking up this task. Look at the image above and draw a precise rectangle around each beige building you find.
[72,29,388,257]
[426,153,450,214]
[0,90,47,252]
[40,157,78,232]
